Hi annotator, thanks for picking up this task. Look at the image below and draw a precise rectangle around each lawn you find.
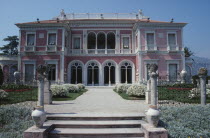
[113,89,145,100]
[158,86,210,103]
[52,89,88,101]
[0,88,38,105]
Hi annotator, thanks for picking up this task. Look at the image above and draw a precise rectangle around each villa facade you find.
[0,10,192,85]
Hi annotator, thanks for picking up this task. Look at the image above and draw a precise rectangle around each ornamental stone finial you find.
[36,64,50,79]
[149,64,158,73]
[198,67,208,76]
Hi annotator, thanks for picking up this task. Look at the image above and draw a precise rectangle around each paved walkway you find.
[45,88,149,115]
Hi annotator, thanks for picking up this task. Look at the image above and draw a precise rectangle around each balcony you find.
[46,45,57,52]
[167,45,179,52]
[69,49,132,55]
[24,46,35,52]
[145,44,157,52]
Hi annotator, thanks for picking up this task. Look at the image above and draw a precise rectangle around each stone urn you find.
[31,106,46,128]
[145,105,160,127]
[180,70,187,84]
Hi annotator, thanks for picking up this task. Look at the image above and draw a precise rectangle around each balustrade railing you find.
[70,49,132,55]
[24,46,35,52]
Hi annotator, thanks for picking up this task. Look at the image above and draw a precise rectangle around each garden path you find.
[45,88,149,115]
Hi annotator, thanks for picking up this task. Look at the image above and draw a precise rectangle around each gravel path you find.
[45,88,149,115]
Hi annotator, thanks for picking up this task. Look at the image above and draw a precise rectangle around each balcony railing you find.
[145,44,157,52]
[46,45,57,52]
[24,46,35,52]
[167,45,179,52]
[69,49,132,55]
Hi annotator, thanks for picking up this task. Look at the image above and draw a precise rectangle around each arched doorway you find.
[87,62,99,86]
[71,62,82,84]
[120,62,132,84]
[104,62,115,85]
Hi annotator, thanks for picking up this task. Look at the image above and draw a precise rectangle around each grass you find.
[0,88,38,105]
[158,86,210,103]
[52,89,88,101]
[113,89,145,100]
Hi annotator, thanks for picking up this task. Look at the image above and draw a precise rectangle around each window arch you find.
[104,62,115,85]
[87,61,99,85]
[120,62,132,83]
[97,32,105,49]
[71,62,82,84]
[87,32,96,49]
[107,32,115,49]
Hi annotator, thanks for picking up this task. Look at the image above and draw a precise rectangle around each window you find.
[48,33,56,45]
[123,37,129,49]
[97,32,105,49]
[168,33,176,46]
[48,64,56,81]
[87,32,96,49]
[107,32,115,49]
[25,64,34,82]
[27,34,35,46]
[146,33,155,46]
[73,37,80,49]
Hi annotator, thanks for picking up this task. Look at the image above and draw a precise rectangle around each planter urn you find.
[31,106,46,128]
[145,105,160,127]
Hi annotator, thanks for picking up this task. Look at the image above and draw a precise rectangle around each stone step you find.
[46,114,145,121]
[46,120,146,128]
[49,128,144,138]
[86,86,115,89]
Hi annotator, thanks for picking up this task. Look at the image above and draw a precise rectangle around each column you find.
[180,52,187,84]
[146,79,151,104]
[116,30,120,54]
[198,67,207,105]
[37,76,44,108]
[139,52,143,83]
[44,78,52,104]
[83,30,87,54]
[149,64,158,106]
[60,53,64,83]
[109,67,111,86]
[115,65,120,84]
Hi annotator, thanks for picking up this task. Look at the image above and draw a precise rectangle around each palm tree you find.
[184,47,194,57]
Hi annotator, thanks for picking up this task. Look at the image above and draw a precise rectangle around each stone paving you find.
[45,88,149,115]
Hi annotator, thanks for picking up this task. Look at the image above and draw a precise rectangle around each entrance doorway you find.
[71,62,82,84]
[121,62,132,83]
[87,62,99,85]
[104,62,115,85]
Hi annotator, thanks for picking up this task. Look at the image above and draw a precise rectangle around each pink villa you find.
[0,10,192,85]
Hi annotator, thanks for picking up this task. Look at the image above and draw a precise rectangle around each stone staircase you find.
[46,114,146,138]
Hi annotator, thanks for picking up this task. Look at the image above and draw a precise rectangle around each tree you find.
[0,67,4,85]
[184,47,194,57]
[0,36,19,55]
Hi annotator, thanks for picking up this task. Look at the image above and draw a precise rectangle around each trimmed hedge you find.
[0,105,33,138]
[159,105,210,138]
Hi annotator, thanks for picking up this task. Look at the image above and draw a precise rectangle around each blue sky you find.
[0,0,210,58]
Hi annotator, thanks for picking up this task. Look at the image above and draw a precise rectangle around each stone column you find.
[146,79,151,104]
[44,78,52,104]
[115,65,120,84]
[149,64,158,106]
[37,75,45,108]
[198,67,208,105]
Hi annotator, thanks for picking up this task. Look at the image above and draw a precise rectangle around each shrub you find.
[0,89,8,99]
[0,67,4,85]
[188,88,200,99]
[159,105,210,138]
[51,84,68,97]
[0,105,33,138]
[77,83,85,90]
[126,84,146,96]
[0,84,32,90]
[117,84,131,93]
[63,84,79,93]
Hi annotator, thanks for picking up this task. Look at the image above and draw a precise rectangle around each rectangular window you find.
[123,37,129,49]
[27,34,35,46]
[169,64,177,81]
[25,64,34,82]
[168,34,176,46]
[48,64,56,81]
[146,33,154,46]
[48,33,56,45]
[73,37,81,49]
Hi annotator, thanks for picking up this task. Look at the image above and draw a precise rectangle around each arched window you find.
[107,32,115,49]
[104,62,115,85]
[97,32,105,49]
[88,32,96,49]
[87,62,99,85]
[71,62,82,84]
[121,62,132,83]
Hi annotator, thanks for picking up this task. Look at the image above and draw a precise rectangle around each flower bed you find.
[4,89,32,92]
[167,87,193,90]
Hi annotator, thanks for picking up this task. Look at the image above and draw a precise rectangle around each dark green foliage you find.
[0,68,4,85]
[0,36,19,55]
[184,47,194,57]
[0,105,33,138]
[0,84,33,90]
[159,105,210,138]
